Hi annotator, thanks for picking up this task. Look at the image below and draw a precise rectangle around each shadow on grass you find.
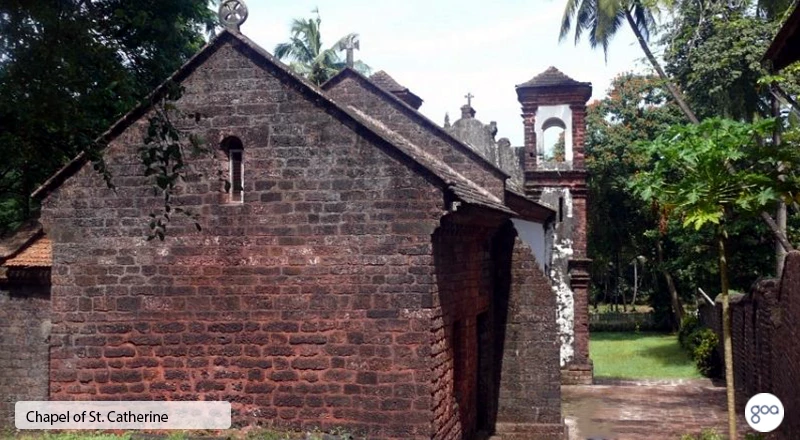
[637,342,694,366]
[591,331,675,342]
[592,331,695,368]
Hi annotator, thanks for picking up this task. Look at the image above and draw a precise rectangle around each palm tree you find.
[559,0,700,123]
[560,0,795,300]
[274,8,370,85]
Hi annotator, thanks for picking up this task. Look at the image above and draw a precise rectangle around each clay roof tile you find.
[517,66,590,88]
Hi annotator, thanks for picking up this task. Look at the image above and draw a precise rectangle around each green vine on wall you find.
[140,82,212,241]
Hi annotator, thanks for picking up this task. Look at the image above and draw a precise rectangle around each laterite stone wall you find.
[0,281,51,427]
[39,35,446,439]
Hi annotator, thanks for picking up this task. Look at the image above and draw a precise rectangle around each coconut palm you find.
[559,0,700,123]
[274,9,370,85]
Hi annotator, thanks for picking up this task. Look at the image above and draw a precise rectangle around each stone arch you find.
[541,117,567,162]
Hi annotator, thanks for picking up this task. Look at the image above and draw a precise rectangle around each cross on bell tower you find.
[465,92,474,107]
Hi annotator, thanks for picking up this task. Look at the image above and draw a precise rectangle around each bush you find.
[678,315,722,378]
[678,314,701,349]
[680,429,764,440]
[690,328,722,377]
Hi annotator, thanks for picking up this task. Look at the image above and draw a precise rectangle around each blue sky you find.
[236,0,651,145]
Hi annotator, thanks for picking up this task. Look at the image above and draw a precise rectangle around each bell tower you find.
[516,67,593,384]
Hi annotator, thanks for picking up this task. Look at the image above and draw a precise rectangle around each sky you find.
[235,0,652,146]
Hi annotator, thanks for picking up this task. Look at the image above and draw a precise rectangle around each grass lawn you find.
[591,332,702,379]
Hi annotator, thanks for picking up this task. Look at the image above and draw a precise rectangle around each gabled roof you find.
[517,66,591,89]
[369,70,424,109]
[322,67,510,180]
[32,29,514,217]
[370,70,408,93]
[0,221,51,268]
[0,221,43,260]
[348,106,512,214]
[4,237,51,268]
[764,5,800,71]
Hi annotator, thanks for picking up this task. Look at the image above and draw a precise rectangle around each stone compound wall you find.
[0,280,51,427]
[39,36,446,439]
[493,232,565,440]
[700,251,800,440]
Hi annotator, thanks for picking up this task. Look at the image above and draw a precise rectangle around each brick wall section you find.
[771,252,800,440]
[0,280,51,427]
[569,105,587,169]
[430,219,493,440]
[39,37,447,439]
[493,227,565,440]
[700,284,776,411]
[699,252,800,440]
[323,75,507,200]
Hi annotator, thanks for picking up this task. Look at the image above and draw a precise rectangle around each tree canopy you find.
[0,0,215,234]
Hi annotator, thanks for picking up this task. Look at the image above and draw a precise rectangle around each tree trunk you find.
[631,259,638,310]
[624,9,700,124]
[617,252,627,312]
[718,232,737,440]
[774,92,788,275]
[625,9,795,254]
[656,240,683,329]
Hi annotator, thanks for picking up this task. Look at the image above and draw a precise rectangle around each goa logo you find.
[745,393,784,433]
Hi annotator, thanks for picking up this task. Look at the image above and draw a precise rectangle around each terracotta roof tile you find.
[517,66,590,88]
[4,236,51,268]
[0,221,42,259]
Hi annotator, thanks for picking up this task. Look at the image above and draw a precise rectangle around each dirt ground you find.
[562,379,753,440]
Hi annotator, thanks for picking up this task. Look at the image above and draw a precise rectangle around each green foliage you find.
[691,328,722,377]
[678,314,701,349]
[680,430,765,440]
[631,117,799,233]
[586,73,684,317]
[274,9,370,85]
[140,82,224,241]
[677,315,722,377]
[662,0,800,121]
[680,429,724,440]
[0,0,215,234]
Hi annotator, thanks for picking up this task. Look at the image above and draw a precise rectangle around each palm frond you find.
[560,0,584,41]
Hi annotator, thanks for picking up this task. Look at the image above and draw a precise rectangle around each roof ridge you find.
[517,66,590,88]
[322,68,511,180]
[370,70,408,93]
[347,106,503,206]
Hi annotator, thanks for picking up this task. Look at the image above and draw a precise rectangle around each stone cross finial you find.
[219,0,249,32]
[465,92,474,107]
[340,37,360,68]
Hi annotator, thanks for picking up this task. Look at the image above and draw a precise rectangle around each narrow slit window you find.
[230,149,243,202]
[558,197,564,222]
[221,136,244,203]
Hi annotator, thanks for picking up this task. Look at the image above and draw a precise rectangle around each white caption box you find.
[16,401,231,430]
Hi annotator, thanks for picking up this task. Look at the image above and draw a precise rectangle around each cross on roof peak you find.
[219,0,249,31]
[339,36,360,68]
[465,92,474,107]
